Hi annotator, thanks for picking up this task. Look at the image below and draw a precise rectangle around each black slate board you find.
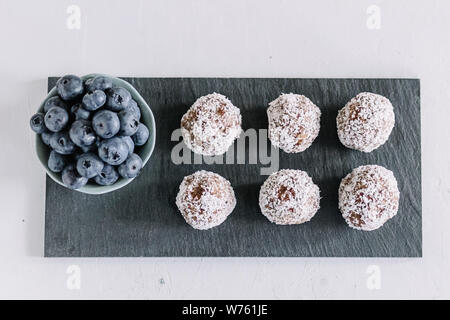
[44,77,421,257]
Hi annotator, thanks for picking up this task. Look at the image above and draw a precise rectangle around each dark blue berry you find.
[106,87,131,111]
[44,106,69,132]
[92,110,120,139]
[44,96,69,112]
[132,123,149,146]
[48,150,68,173]
[94,164,119,186]
[82,90,106,111]
[56,75,84,101]
[30,113,46,133]
[86,76,113,92]
[80,143,97,153]
[118,136,134,154]
[62,164,88,190]
[118,110,139,136]
[69,119,96,147]
[124,99,141,120]
[98,137,129,165]
[49,132,76,155]
[84,77,94,90]
[118,153,143,178]
[71,103,90,120]
[76,152,104,178]
[41,131,52,146]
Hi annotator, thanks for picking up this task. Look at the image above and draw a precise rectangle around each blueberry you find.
[44,106,69,132]
[48,150,68,173]
[82,90,106,111]
[86,76,113,92]
[106,87,131,111]
[76,152,104,178]
[124,99,141,120]
[132,123,149,146]
[30,113,46,133]
[94,164,119,186]
[56,75,84,101]
[69,119,96,147]
[118,110,139,136]
[84,77,93,89]
[92,110,120,139]
[98,137,129,165]
[41,131,52,146]
[119,136,134,154]
[49,132,76,155]
[44,96,69,112]
[62,164,88,190]
[118,153,143,178]
[80,143,97,153]
[71,103,90,120]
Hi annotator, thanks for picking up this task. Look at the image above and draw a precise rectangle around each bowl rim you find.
[35,73,156,195]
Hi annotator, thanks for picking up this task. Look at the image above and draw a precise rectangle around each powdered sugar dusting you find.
[267,93,321,153]
[259,169,320,225]
[176,170,236,230]
[337,92,395,152]
[338,165,399,231]
[181,93,242,156]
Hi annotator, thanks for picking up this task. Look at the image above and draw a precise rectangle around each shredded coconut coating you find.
[181,93,242,156]
[267,93,321,153]
[175,170,236,230]
[337,92,395,152]
[259,169,320,225]
[338,165,399,231]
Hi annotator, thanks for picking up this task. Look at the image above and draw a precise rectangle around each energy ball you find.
[259,169,320,225]
[267,93,321,153]
[337,92,395,152]
[176,170,236,230]
[338,165,399,231]
[181,93,241,156]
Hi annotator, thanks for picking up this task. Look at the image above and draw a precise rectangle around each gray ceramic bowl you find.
[35,74,156,194]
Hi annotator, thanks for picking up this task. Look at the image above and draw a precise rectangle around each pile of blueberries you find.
[29,75,149,190]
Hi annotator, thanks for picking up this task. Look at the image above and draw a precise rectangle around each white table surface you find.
[0,0,449,299]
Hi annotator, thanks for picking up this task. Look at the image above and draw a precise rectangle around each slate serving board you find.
[44,77,421,257]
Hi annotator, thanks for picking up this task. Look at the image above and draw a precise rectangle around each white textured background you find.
[0,0,449,299]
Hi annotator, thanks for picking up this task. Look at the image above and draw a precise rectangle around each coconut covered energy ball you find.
[180,93,242,156]
[337,92,395,152]
[267,93,321,153]
[175,170,236,230]
[338,165,400,231]
[259,169,320,225]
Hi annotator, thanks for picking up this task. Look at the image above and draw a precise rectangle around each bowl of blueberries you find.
[29,74,156,194]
